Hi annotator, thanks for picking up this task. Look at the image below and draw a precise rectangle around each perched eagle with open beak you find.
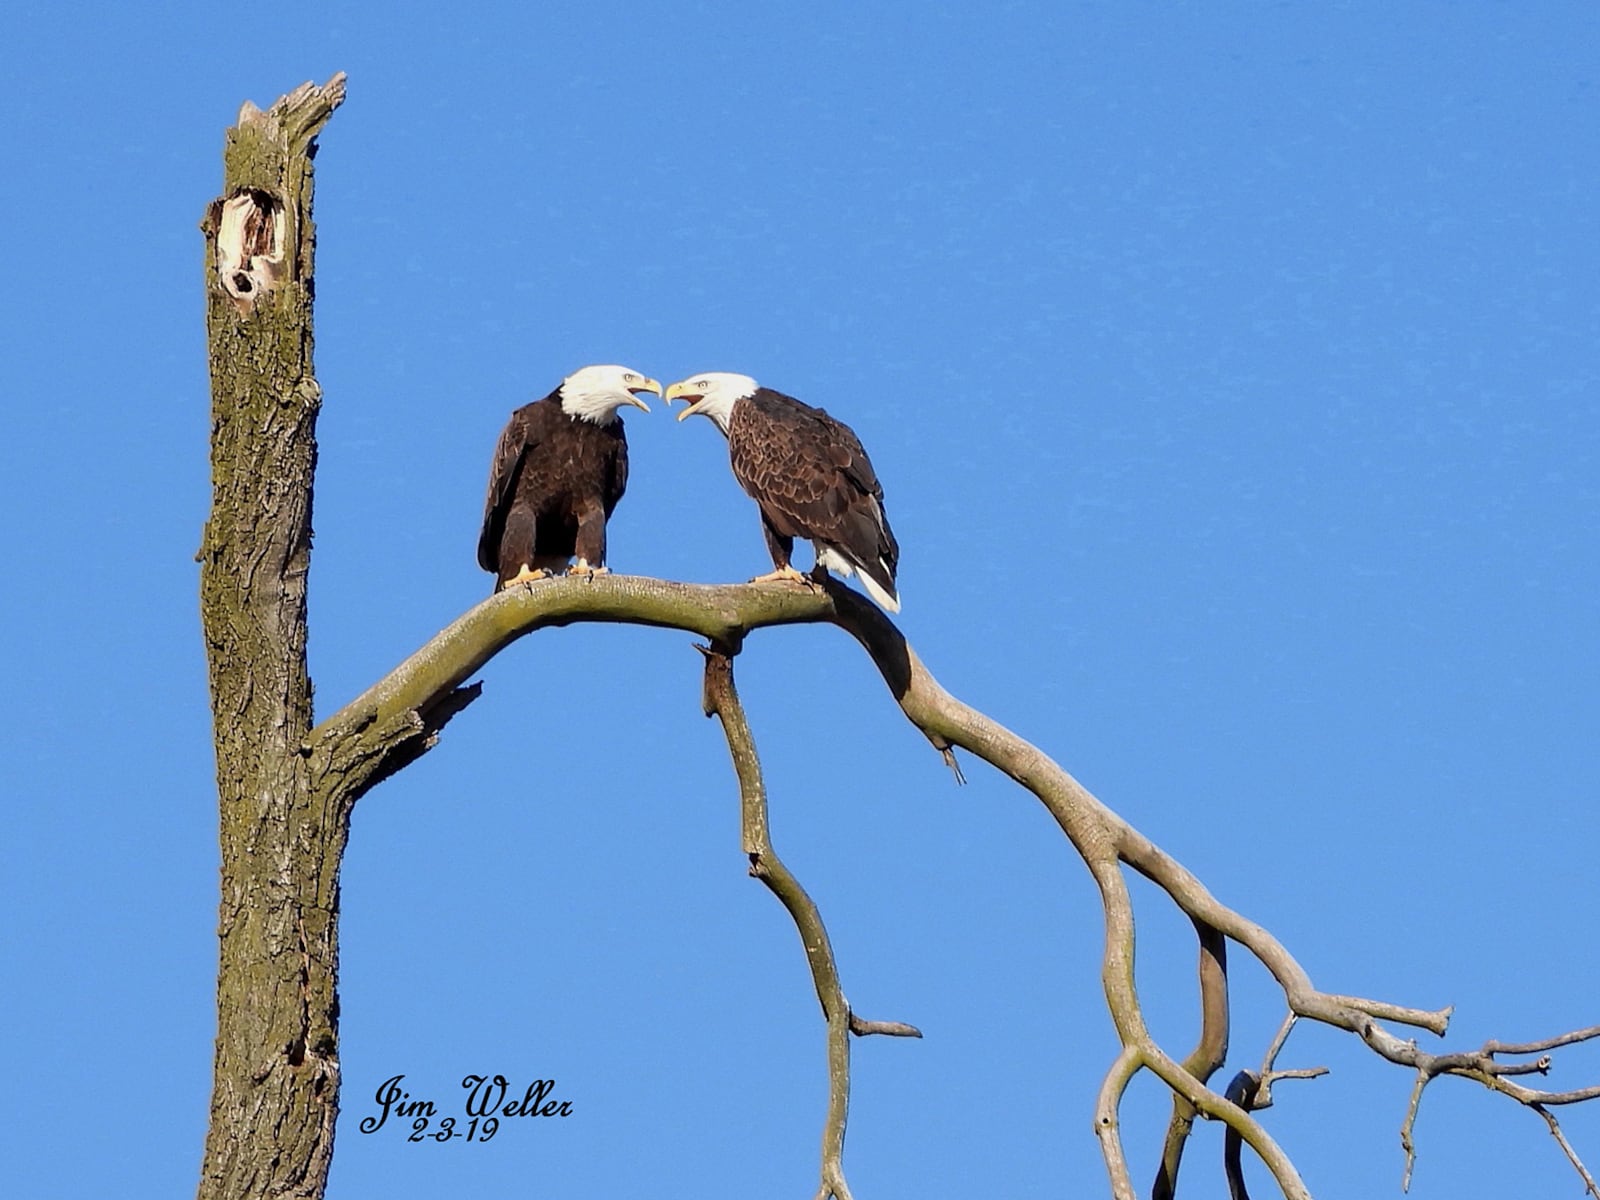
[665,372,901,612]
[478,364,661,590]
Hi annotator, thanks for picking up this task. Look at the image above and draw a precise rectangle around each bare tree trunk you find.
[196,75,346,1200]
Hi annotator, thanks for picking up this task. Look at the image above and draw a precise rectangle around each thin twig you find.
[1400,1069,1428,1192]
[1534,1104,1600,1199]
[1260,1014,1298,1075]
[1395,1028,1600,1191]
[1487,1027,1600,1057]
[1246,1015,1328,1113]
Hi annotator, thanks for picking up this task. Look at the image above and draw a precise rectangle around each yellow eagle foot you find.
[749,567,811,586]
[502,565,553,589]
[566,560,610,580]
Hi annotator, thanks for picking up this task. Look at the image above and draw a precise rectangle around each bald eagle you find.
[665,373,901,612]
[478,364,661,590]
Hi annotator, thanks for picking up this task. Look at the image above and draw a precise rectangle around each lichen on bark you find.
[196,73,346,1200]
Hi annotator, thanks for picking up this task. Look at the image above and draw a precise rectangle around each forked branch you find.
[307,574,1597,1196]
[1397,1025,1600,1193]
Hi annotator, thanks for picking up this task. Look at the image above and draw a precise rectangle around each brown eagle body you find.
[477,387,631,589]
[728,388,900,608]
[657,372,898,611]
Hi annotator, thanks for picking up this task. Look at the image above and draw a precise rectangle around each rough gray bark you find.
[197,75,347,1200]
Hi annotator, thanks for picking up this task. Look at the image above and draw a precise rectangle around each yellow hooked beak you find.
[664,379,705,421]
[624,377,662,413]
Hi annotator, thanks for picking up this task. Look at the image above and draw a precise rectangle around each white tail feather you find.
[855,567,901,613]
[816,544,900,613]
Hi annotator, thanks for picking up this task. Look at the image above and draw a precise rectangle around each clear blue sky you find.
[4,3,1596,1197]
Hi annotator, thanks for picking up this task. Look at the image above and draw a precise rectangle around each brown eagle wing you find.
[477,400,548,572]
[730,389,898,576]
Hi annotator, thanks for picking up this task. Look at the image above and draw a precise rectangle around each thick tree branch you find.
[306,575,935,792]
[305,572,1596,1195]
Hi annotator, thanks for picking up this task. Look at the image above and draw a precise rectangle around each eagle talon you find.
[567,560,609,580]
[749,567,809,586]
[502,565,553,589]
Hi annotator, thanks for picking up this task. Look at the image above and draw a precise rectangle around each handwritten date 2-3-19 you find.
[408,1115,499,1143]
[360,1073,574,1141]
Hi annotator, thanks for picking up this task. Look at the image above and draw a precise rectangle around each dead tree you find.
[197,77,1598,1200]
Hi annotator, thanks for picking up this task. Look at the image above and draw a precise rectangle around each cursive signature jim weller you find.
[360,1073,573,1141]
